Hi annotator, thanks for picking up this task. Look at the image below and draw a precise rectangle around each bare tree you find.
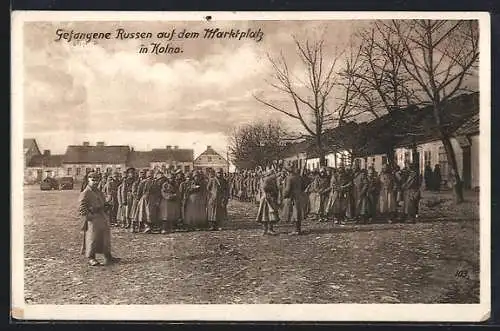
[339,25,417,119]
[387,19,479,203]
[336,24,419,166]
[254,37,342,167]
[228,119,290,170]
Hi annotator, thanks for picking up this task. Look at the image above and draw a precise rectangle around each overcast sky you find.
[22,19,477,158]
[22,20,371,157]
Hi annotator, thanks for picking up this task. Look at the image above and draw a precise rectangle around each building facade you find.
[62,142,130,181]
[25,150,64,183]
[194,146,228,173]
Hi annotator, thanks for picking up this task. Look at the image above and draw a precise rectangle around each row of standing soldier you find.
[229,161,421,235]
[81,167,230,234]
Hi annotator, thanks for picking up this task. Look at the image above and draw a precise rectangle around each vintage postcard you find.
[11,11,491,321]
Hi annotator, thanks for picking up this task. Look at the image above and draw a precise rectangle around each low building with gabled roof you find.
[194,145,228,173]
[62,141,130,179]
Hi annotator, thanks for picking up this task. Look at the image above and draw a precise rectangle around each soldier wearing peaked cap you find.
[78,172,120,266]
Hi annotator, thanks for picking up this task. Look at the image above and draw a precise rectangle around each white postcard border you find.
[11,10,491,321]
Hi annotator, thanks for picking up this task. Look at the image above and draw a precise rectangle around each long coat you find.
[78,186,111,258]
[256,174,280,224]
[281,173,305,224]
[402,169,421,218]
[183,179,208,228]
[326,171,352,218]
[103,179,119,221]
[307,175,330,215]
[136,177,159,226]
[158,179,181,222]
[206,176,230,222]
[129,178,142,222]
[378,171,397,214]
[121,178,135,221]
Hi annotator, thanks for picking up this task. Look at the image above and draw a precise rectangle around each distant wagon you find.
[40,177,59,191]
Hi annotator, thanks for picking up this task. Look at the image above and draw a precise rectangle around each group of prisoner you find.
[77,161,421,266]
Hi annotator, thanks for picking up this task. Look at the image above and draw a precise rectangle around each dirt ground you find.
[23,186,480,304]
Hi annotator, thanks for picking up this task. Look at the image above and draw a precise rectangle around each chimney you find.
[207,145,212,149]
[96,141,105,147]
[43,150,50,156]
[166,145,171,149]
[131,147,134,152]
[174,146,178,149]
[83,141,90,146]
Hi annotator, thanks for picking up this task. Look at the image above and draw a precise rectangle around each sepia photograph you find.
[11,11,490,321]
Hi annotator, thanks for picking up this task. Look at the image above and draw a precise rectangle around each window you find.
[76,168,81,176]
[207,156,212,162]
[184,165,191,172]
[85,167,91,174]
[381,155,387,165]
[67,168,72,175]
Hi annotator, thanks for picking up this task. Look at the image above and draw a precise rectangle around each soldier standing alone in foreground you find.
[78,171,120,267]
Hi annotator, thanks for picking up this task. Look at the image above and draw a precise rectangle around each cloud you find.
[24,32,271,134]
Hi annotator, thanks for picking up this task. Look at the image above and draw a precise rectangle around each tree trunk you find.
[441,135,465,204]
[316,135,327,167]
[386,146,396,168]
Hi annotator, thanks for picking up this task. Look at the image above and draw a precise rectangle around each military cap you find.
[126,167,136,174]
[87,171,99,179]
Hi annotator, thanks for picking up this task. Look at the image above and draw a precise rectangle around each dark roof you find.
[63,145,130,164]
[454,113,479,136]
[281,141,309,158]
[395,92,479,147]
[150,148,193,162]
[195,146,226,162]
[127,151,152,168]
[323,121,364,153]
[28,154,64,167]
[24,138,41,154]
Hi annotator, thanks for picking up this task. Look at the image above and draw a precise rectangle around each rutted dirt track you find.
[23,186,480,304]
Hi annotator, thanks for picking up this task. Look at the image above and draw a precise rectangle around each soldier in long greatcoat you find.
[78,172,120,267]
[256,169,280,235]
[326,166,351,224]
[183,171,209,230]
[136,170,158,233]
[129,169,144,232]
[282,164,305,235]
[378,163,397,223]
[402,163,421,223]
[103,173,119,226]
[118,168,136,228]
[206,169,230,231]
[351,164,365,222]
[158,173,181,233]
